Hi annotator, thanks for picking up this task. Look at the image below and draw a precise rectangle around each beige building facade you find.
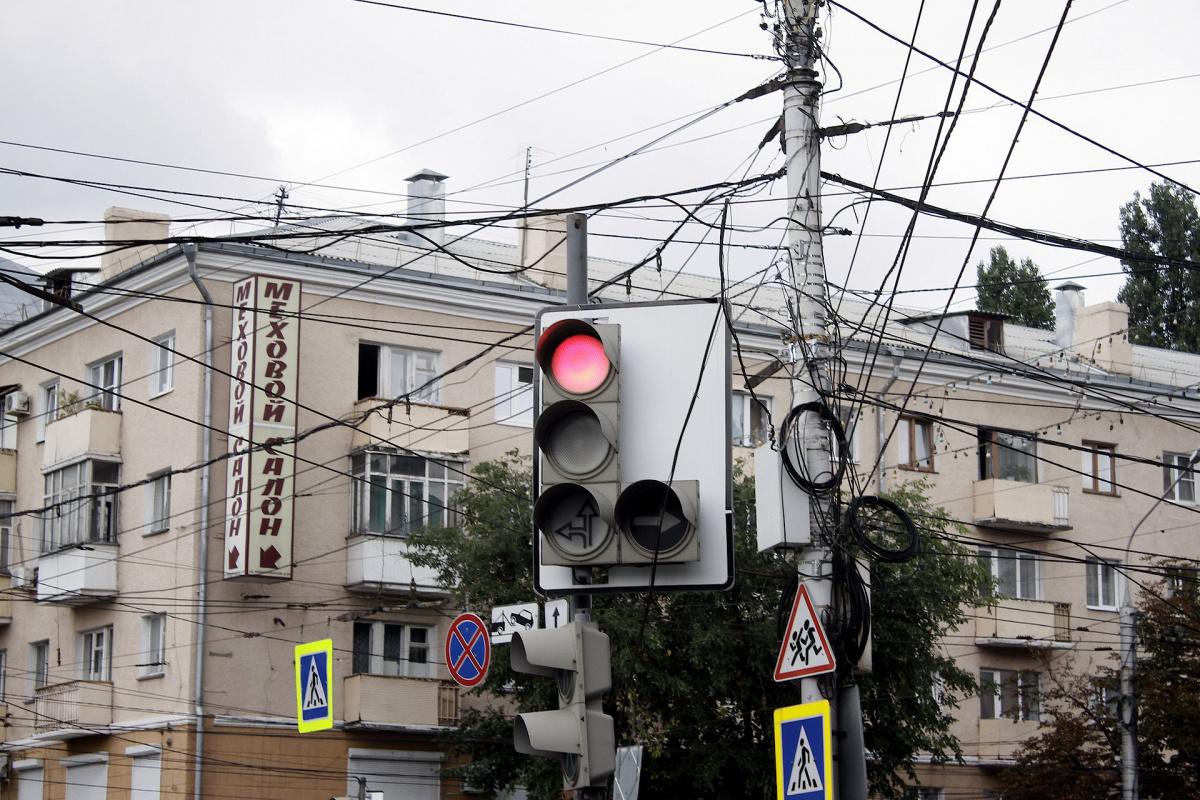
[0,188,1195,799]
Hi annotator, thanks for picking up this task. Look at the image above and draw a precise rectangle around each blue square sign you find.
[774,701,831,800]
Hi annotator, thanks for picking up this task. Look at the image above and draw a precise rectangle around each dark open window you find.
[968,315,1004,352]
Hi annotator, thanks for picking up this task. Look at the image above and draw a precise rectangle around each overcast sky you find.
[2,0,1196,312]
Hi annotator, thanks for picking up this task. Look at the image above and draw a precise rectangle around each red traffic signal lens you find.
[550,334,610,395]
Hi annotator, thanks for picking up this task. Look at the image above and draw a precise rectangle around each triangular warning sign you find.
[773,584,835,681]
[788,726,824,795]
[302,658,328,711]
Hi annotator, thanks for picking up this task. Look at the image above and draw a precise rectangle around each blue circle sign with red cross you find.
[446,612,491,687]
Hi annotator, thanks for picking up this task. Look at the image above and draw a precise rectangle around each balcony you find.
[351,399,469,455]
[0,449,15,493]
[345,534,447,598]
[43,408,121,466]
[977,718,1042,762]
[343,674,460,728]
[974,479,1070,533]
[975,598,1072,649]
[34,680,114,738]
[37,542,118,605]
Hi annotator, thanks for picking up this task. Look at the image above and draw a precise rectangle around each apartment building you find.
[0,174,1195,799]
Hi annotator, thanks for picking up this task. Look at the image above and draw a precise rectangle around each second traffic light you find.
[511,621,616,792]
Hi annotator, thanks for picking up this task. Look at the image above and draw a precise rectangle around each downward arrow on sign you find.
[228,546,240,571]
[260,545,282,570]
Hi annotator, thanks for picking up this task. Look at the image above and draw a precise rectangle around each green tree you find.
[975,245,1055,330]
[408,455,992,799]
[1117,182,1200,353]
[999,564,1200,799]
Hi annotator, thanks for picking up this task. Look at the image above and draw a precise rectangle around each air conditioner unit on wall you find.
[9,566,35,590]
[3,391,29,417]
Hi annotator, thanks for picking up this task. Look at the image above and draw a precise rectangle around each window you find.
[0,405,17,451]
[62,755,108,800]
[968,314,1004,352]
[980,668,1040,721]
[30,640,49,695]
[0,499,11,574]
[1082,442,1116,495]
[41,460,119,552]
[898,417,935,471]
[905,789,944,800]
[15,763,43,800]
[0,649,7,701]
[350,453,463,535]
[38,380,59,441]
[732,393,771,447]
[978,546,1039,600]
[352,621,434,678]
[79,626,113,682]
[1163,451,1196,504]
[1086,557,1120,610]
[128,748,162,800]
[979,429,1037,482]
[494,363,533,427]
[149,333,174,397]
[140,614,166,678]
[88,354,123,410]
[358,343,439,404]
[147,472,171,535]
[347,749,440,800]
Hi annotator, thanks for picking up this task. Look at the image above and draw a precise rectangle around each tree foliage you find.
[975,245,1055,330]
[408,455,992,799]
[999,564,1200,799]
[1117,182,1200,353]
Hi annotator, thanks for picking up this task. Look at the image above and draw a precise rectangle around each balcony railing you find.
[43,408,121,466]
[973,479,1071,533]
[351,399,469,454]
[975,598,1072,647]
[343,674,460,728]
[34,680,114,737]
[37,542,118,605]
[345,534,447,598]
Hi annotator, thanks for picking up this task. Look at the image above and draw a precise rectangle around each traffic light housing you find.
[511,621,616,792]
[532,300,732,594]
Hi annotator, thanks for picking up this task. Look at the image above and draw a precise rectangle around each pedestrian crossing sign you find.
[295,639,334,733]
[774,700,832,800]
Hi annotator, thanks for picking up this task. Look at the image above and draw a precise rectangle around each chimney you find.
[406,169,449,246]
[1053,281,1086,353]
[1078,301,1132,375]
[101,207,171,282]
[518,214,569,293]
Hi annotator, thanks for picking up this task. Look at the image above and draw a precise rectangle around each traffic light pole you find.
[779,0,839,781]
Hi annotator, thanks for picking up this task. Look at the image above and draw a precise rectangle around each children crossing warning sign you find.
[295,639,333,733]
[774,583,835,681]
[774,701,832,800]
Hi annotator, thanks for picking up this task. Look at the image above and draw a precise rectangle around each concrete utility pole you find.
[780,0,836,741]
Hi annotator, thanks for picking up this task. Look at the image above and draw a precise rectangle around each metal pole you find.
[779,0,838,783]
[566,213,588,306]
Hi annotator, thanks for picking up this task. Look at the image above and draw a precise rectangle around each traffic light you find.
[511,621,616,792]
[532,301,733,594]
[533,318,622,566]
